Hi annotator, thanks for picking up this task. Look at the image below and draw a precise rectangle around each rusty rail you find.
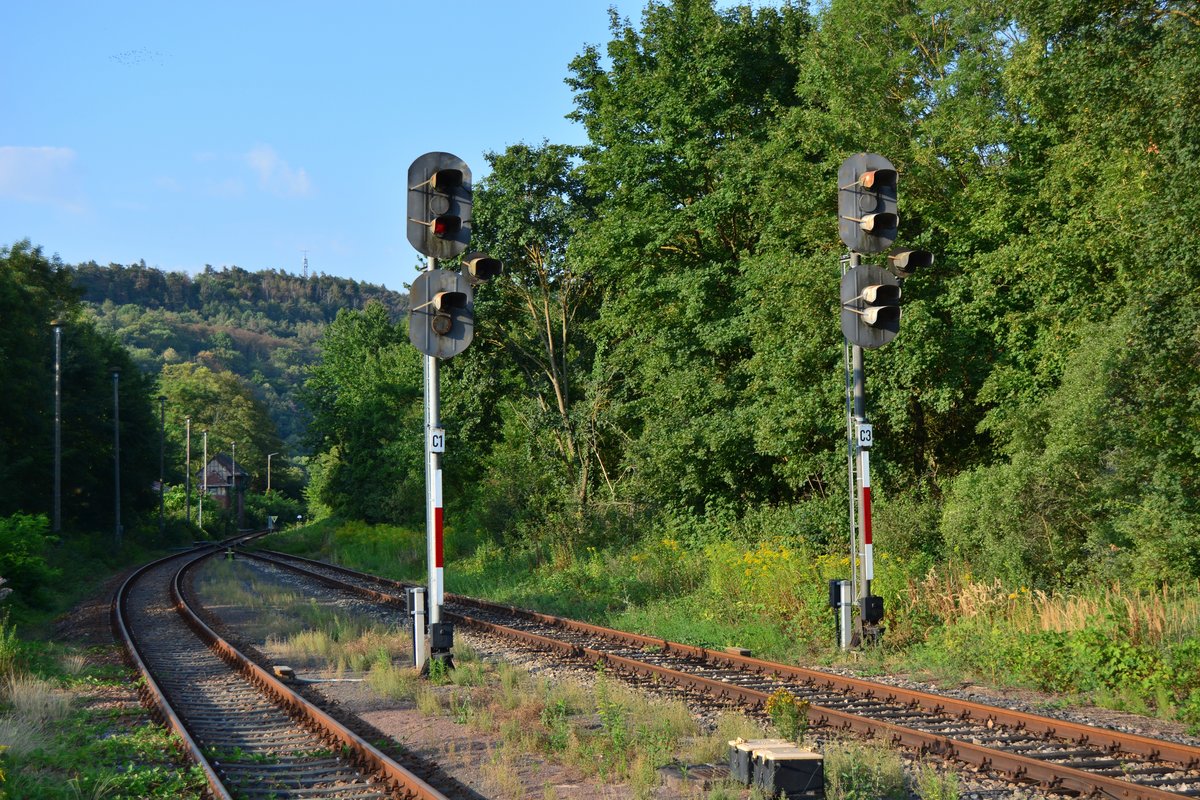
[245,548,1200,800]
[113,540,448,800]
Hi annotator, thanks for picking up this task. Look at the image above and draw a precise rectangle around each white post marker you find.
[429,425,446,607]
[859,448,873,583]
[434,466,444,606]
[857,422,874,586]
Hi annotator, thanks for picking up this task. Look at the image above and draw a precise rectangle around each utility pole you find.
[200,430,207,530]
[158,395,166,534]
[185,417,192,526]
[231,442,238,531]
[267,452,279,494]
[111,368,121,548]
[52,322,62,533]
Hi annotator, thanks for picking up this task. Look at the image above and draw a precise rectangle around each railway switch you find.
[840,264,902,349]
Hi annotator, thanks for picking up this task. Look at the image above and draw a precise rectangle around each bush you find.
[0,514,60,604]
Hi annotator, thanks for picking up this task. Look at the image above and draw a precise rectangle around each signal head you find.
[887,248,934,279]
[462,252,502,285]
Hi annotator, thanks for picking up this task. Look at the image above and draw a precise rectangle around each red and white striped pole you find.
[858,443,873,591]
[424,253,447,666]
[433,464,444,606]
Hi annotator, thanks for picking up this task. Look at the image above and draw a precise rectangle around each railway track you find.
[241,546,1200,800]
[112,542,449,800]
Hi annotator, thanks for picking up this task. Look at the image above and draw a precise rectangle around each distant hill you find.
[71,262,409,452]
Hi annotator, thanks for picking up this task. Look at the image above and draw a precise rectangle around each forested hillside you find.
[72,262,408,451]
[307,0,1200,592]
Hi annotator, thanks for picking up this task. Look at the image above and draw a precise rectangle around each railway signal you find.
[408,270,475,359]
[887,248,933,279]
[840,263,901,350]
[407,152,473,260]
[405,152,505,674]
[838,153,898,254]
[462,251,502,285]
[833,152,935,648]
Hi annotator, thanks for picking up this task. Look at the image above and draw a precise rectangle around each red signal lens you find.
[432,215,461,238]
[861,168,897,190]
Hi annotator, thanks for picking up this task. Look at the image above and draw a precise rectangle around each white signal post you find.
[429,426,446,609]
[858,426,874,587]
[407,151,500,671]
[424,253,444,642]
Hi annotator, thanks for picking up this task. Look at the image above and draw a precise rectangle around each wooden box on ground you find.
[727,739,791,784]
[752,744,823,799]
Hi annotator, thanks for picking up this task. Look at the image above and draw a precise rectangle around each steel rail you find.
[112,548,233,800]
[464,599,1200,767]
[173,552,449,800]
[456,609,1190,800]
[249,548,1200,769]
[113,539,448,800]
[244,548,1200,800]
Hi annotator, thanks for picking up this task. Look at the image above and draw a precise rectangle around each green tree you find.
[158,362,285,491]
[1,240,159,529]
[467,143,617,531]
[301,303,424,524]
[566,0,811,515]
[940,0,1200,585]
[0,241,79,516]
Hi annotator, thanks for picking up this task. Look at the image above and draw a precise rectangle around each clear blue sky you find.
[1,1,645,290]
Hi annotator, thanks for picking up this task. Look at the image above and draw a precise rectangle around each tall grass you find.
[903,572,1200,646]
[268,518,1200,730]
[0,613,19,673]
[821,738,907,800]
[0,672,73,757]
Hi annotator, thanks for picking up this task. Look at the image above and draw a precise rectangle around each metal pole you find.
[231,442,237,530]
[158,395,166,534]
[842,252,861,608]
[838,580,853,650]
[185,417,191,526]
[410,587,427,672]
[112,369,121,548]
[423,253,453,669]
[53,323,62,533]
[425,255,442,628]
[267,452,278,494]
[200,431,207,530]
[851,344,867,603]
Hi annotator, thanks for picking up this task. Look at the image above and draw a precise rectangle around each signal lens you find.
[432,215,461,238]
[861,168,897,190]
[431,169,463,191]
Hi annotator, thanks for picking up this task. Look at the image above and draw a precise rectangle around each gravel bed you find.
[233,557,1197,799]
[815,663,1200,749]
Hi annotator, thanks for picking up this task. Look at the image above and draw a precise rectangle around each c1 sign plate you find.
[429,427,446,453]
